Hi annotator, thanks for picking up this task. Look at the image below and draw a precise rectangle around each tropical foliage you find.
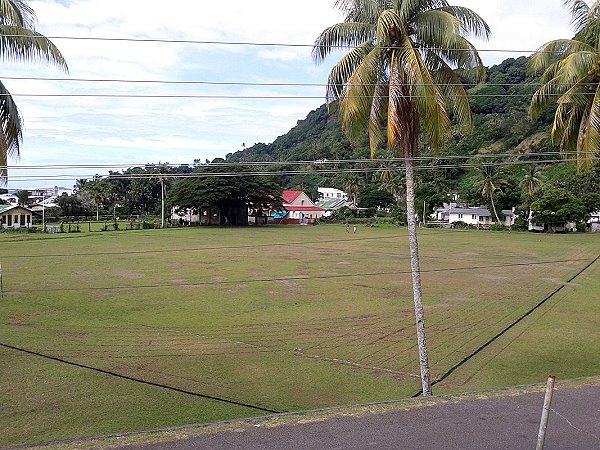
[529,0,600,171]
[0,0,67,181]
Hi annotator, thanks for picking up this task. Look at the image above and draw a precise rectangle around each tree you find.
[530,187,587,228]
[313,0,489,396]
[473,164,507,223]
[0,0,68,181]
[16,189,30,206]
[529,0,600,172]
[341,173,363,206]
[168,165,283,226]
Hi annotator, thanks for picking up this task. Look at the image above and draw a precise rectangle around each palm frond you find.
[577,82,600,170]
[339,46,381,143]
[368,76,388,157]
[0,0,35,28]
[326,42,374,101]
[438,5,491,40]
[0,25,68,69]
[0,79,22,179]
[312,21,375,62]
[529,39,594,74]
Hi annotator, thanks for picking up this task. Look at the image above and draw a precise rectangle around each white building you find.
[318,187,348,201]
[0,205,33,229]
[588,210,600,232]
[434,203,516,227]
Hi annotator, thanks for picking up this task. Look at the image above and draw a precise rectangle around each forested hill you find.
[226,56,555,164]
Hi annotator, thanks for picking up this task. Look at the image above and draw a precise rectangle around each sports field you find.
[1,225,599,446]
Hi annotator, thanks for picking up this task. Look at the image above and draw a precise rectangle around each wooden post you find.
[0,261,3,299]
[536,376,556,450]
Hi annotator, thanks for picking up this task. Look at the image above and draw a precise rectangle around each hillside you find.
[228,56,554,165]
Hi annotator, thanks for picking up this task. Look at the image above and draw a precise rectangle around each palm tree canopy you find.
[313,0,490,158]
[529,0,600,172]
[0,0,68,181]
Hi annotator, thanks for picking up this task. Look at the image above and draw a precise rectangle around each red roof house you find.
[277,190,326,224]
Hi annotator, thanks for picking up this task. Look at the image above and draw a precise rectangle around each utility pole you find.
[160,176,165,228]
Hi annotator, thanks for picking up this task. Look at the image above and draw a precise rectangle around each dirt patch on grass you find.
[113,270,145,280]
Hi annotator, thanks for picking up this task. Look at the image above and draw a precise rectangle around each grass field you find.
[0,225,599,446]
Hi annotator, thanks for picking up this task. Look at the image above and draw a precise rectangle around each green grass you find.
[0,225,598,446]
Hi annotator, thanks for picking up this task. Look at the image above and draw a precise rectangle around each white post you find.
[42,192,45,233]
[536,376,556,450]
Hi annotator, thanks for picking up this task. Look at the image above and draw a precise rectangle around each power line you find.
[0,34,562,55]
[0,92,578,99]
[0,150,582,170]
[4,157,598,182]
[1,75,587,89]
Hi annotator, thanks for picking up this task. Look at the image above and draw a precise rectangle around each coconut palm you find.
[473,164,506,224]
[0,0,68,181]
[529,0,600,172]
[520,165,545,199]
[313,0,489,396]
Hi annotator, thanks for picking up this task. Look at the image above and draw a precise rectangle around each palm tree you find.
[529,0,600,172]
[0,0,68,181]
[342,173,364,206]
[376,159,405,206]
[520,165,545,199]
[473,164,506,224]
[313,0,489,396]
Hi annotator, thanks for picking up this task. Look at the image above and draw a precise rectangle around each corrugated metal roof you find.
[315,198,349,209]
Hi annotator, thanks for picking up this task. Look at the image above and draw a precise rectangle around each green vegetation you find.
[1,226,598,445]
[0,0,67,181]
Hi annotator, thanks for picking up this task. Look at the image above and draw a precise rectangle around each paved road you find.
[121,385,600,450]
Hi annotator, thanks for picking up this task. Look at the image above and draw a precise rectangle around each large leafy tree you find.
[0,0,68,181]
[168,164,283,226]
[313,0,489,395]
[529,0,600,172]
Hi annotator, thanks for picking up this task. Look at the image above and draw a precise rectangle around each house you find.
[276,190,326,224]
[0,205,34,229]
[589,211,600,232]
[528,211,576,233]
[434,203,516,227]
[317,187,348,201]
[170,207,222,226]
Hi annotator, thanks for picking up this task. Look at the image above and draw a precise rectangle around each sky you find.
[3,0,576,190]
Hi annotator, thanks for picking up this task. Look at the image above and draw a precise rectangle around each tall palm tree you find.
[0,0,68,181]
[529,0,600,172]
[473,164,506,224]
[313,0,489,396]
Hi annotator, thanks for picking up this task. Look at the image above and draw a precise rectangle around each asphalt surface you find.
[121,385,600,450]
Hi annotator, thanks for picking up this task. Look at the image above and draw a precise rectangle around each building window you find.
[458,213,463,219]
[27,215,31,224]
[472,214,477,220]
[8,215,12,226]
[20,214,25,226]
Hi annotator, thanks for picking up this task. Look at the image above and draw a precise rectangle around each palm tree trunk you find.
[490,194,500,224]
[405,157,432,396]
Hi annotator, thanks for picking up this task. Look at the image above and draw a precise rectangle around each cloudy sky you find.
[4,0,575,189]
